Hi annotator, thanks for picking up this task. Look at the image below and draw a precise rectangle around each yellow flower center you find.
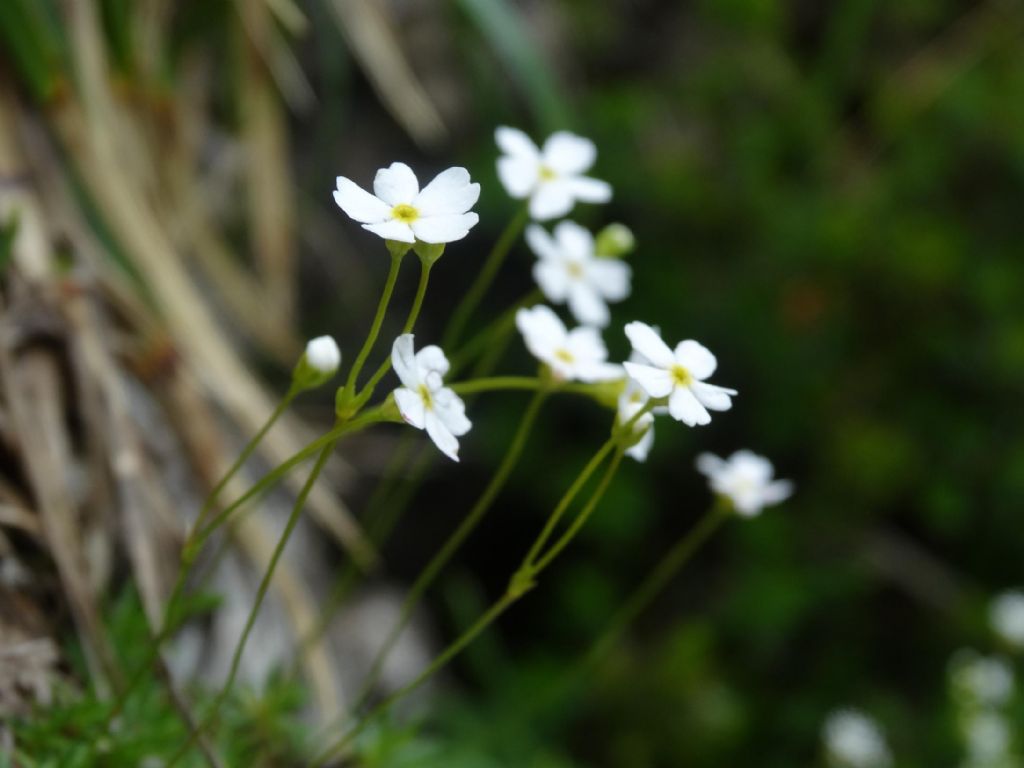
[566,261,584,279]
[418,383,433,409]
[555,348,575,364]
[539,164,558,181]
[392,203,420,224]
[670,364,692,387]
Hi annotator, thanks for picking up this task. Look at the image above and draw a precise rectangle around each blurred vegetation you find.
[3,0,1024,766]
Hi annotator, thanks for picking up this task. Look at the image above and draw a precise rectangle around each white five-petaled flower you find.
[822,709,893,768]
[617,382,655,462]
[515,305,621,382]
[963,711,1012,764]
[334,163,480,244]
[527,221,631,328]
[950,651,1015,707]
[391,335,471,462]
[496,127,612,220]
[305,336,341,375]
[623,322,736,427]
[696,450,793,517]
[990,590,1024,650]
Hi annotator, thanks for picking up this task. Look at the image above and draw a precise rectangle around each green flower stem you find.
[190,406,388,551]
[99,389,299,729]
[340,249,404,411]
[298,444,431,656]
[311,415,637,765]
[311,590,519,767]
[348,389,550,718]
[530,448,626,574]
[582,505,728,667]
[449,287,542,376]
[450,376,593,397]
[193,389,298,537]
[442,206,529,350]
[166,443,335,768]
[518,402,653,575]
[482,504,729,750]
[520,438,617,570]
[353,259,432,409]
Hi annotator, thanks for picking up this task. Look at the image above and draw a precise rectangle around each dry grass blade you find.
[56,0,375,569]
[327,0,447,147]
[165,53,299,365]
[0,89,117,692]
[237,0,298,330]
[232,514,344,723]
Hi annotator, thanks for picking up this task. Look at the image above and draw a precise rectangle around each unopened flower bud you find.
[595,223,635,258]
[294,336,341,390]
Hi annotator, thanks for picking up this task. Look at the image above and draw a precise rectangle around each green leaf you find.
[456,0,571,131]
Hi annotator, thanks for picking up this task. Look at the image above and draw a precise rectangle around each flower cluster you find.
[822,709,893,768]
[329,128,793,508]
[496,127,791,511]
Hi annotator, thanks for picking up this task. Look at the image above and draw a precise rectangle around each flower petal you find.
[576,361,624,382]
[674,340,717,379]
[411,212,479,244]
[391,334,419,389]
[394,387,426,429]
[567,283,609,328]
[415,167,480,216]
[433,387,472,437]
[626,426,654,462]
[529,181,574,221]
[542,131,596,175]
[553,220,595,260]
[623,361,674,398]
[496,126,540,160]
[690,381,735,412]
[729,450,771,481]
[415,344,450,378]
[525,224,562,263]
[695,452,725,478]
[334,177,390,223]
[363,220,415,243]
[566,326,609,361]
[497,156,538,198]
[588,260,631,301]
[533,261,571,302]
[516,305,567,363]
[424,410,460,461]
[669,387,711,426]
[624,322,675,368]
[762,480,794,505]
[373,162,419,205]
[567,176,612,203]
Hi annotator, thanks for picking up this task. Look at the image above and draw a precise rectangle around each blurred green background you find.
[3,0,1024,765]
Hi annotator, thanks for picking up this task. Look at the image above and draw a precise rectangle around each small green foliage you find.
[10,588,309,766]
[0,212,19,274]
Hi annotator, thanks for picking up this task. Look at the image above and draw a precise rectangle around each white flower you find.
[696,450,793,517]
[950,651,1015,707]
[823,709,893,768]
[962,712,1012,764]
[305,336,341,375]
[515,305,622,383]
[495,127,612,220]
[617,381,655,462]
[391,335,471,462]
[622,322,736,427]
[990,590,1024,651]
[527,221,631,328]
[334,163,480,244]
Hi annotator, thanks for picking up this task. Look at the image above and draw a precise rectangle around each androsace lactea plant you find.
[94,126,797,767]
